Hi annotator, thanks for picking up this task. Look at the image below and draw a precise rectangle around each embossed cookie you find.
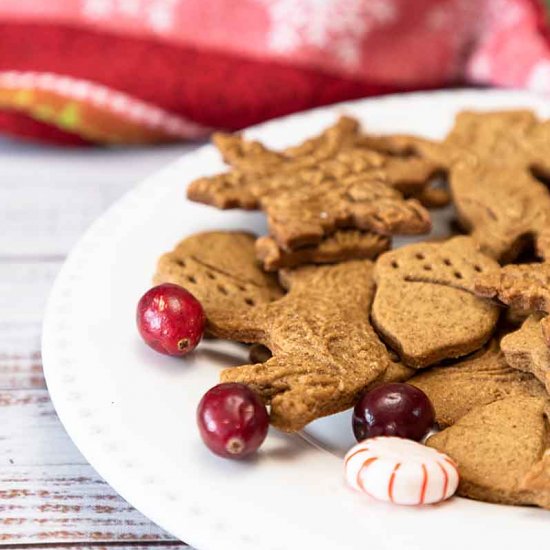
[372,237,500,368]
[255,230,390,271]
[410,340,547,427]
[247,344,415,390]
[206,116,439,198]
[428,397,550,508]
[154,231,283,336]
[188,117,437,249]
[501,314,550,395]
[218,260,394,432]
[475,262,550,344]
[264,173,430,250]
[189,119,436,210]
[214,115,361,173]
[368,110,550,261]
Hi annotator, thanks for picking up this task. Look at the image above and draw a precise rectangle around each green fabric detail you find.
[57,103,80,129]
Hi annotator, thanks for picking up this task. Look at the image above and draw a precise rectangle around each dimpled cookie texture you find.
[154,231,283,337]
[155,233,404,432]
[409,340,547,428]
[372,237,500,368]
[427,397,550,509]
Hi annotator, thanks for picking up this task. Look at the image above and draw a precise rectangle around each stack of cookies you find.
[188,116,445,270]
[155,111,550,510]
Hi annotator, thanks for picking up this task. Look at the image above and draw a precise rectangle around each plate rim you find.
[42,88,550,550]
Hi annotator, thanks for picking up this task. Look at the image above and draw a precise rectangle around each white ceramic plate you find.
[42,90,550,550]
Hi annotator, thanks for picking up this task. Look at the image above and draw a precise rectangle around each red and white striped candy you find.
[344,437,459,505]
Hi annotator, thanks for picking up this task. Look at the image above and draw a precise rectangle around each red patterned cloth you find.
[0,0,549,144]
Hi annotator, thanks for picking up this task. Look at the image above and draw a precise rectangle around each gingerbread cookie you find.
[255,230,390,271]
[189,149,433,247]
[409,340,546,427]
[372,237,500,368]
[214,115,361,173]
[265,173,430,250]
[188,117,438,249]
[369,110,550,261]
[189,119,435,209]
[368,360,415,387]
[475,262,550,344]
[210,116,439,197]
[523,451,550,497]
[154,231,283,336]
[413,185,451,209]
[501,314,550,395]
[248,343,415,389]
[427,397,550,508]
[218,260,394,432]
[249,336,413,389]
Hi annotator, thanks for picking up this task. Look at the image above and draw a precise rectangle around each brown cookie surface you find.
[367,360,416,388]
[427,397,550,509]
[371,110,550,261]
[412,185,451,208]
[188,117,437,248]
[262,173,430,250]
[523,451,550,498]
[409,340,547,428]
[216,115,360,173]
[372,237,500,368]
[219,260,394,432]
[501,314,550,395]
[154,231,283,336]
[475,262,550,343]
[255,230,390,271]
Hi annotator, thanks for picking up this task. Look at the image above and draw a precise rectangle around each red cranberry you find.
[197,383,269,459]
[353,383,435,442]
[136,283,205,356]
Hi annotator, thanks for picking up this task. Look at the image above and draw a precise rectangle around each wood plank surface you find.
[0,139,195,547]
[0,545,184,549]
[0,143,190,258]
[0,465,178,544]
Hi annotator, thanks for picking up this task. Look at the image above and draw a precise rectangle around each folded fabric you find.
[0,0,549,145]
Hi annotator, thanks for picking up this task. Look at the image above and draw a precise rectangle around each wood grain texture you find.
[0,545,185,549]
[0,144,189,257]
[0,141,196,547]
[0,262,60,381]
[1,389,84,467]
[0,465,181,545]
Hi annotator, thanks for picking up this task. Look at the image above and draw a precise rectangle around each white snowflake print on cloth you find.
[147,0,179,32]
[527,60,550,92]
[82,0,113,18]
[261,0,398,69]
[82,0,179,34]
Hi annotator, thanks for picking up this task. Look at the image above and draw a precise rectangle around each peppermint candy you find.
[344,436,459,505]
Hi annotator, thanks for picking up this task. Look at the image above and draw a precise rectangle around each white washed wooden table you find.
[0,138,199,548]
